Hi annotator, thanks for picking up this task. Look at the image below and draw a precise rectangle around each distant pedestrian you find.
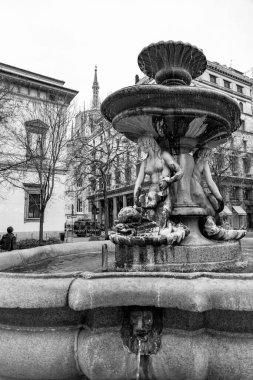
[0,227,17,251]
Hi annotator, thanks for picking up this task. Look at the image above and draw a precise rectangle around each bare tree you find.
[68,118,136,239]
[0,76,20,184]
[4,96,76,241]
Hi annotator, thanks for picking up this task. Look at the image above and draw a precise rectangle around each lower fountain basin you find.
[0,241,253,380]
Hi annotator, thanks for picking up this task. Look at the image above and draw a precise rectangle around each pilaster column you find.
[225,187,230,203]
[123,195,127,208]
[238,187,244,203]
[97,200,102,223]
[113,197,118,223]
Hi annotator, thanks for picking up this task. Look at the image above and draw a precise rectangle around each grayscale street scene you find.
[0,0,252,379]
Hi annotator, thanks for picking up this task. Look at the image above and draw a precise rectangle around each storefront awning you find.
[221,206,233,216]
[232,206,247,215]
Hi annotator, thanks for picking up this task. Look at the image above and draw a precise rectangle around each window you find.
[77,179,83,188]
[125,166,131,182]
[25,120,48,159]
[244,188,252,201]
[106,174,111,188]
[230,155,238,175]
[48,93,56,102]
[90,119,94,133]
[210,74,217,84]
[243,140,247,152]
[241,120,245,131]
[115,170,121,184]
[28,194,40,218]
[99,177,103,190]
[76,198,83,213]
[24,184,41,221]
[89,178,96,191]
[239,102,244,112]
[220,186,227,199]
[224,80,231,89]
[214,152,224,171]
[243,156,251,174]
[230,187,239,201]
[237,85,243,94]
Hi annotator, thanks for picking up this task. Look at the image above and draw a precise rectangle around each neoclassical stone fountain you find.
[101,40,246,272]
[0,41,252,380]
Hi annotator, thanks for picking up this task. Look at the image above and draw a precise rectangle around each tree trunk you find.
[104,193,109,240]
[39,208,45,242]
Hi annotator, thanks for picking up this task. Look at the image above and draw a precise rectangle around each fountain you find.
[102,40,246,272]
[0,41,252,380]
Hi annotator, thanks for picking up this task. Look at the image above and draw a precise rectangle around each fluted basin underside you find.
[101,85,241,147]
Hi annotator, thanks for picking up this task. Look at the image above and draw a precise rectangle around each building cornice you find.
[0,62,65,86]
[207,61,253,86]
[0,67,78,99]
[87,181,151,200]
[138,62,253,87]
[195,78,252,101]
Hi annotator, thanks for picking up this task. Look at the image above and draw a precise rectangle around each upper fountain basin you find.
[137,40,207,86]
[101,84,241,148]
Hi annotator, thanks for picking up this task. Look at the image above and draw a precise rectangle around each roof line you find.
[0,62,65,86]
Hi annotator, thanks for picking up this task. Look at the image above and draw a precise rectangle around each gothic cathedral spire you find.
[92,65,100,109]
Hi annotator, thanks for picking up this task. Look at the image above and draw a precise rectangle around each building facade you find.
[73,62,253,230]
[195,61,253,228]
[0,63,78,239]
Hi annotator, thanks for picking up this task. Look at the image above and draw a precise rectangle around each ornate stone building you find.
[194,61,253,228]
[73,62,253,229]
[0,63,77,239]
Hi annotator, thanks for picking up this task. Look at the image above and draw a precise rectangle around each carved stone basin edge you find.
[0,269,252,311]
[68,272,253,313]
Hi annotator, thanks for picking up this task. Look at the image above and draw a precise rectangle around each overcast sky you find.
[1,0,253,109]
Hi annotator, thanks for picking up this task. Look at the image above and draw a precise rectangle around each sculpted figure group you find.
[130,135,246,242]
[111,134,246,246]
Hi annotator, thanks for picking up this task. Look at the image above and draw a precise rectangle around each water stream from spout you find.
[136,338,141,380]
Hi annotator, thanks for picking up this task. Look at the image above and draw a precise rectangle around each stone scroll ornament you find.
[191,147,224,216]
[204,216,246,241]
[192,146,247,241]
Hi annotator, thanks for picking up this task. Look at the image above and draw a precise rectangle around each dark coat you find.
[0,233,17,251]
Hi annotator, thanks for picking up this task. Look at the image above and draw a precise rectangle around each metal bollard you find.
[102,244,108,271]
